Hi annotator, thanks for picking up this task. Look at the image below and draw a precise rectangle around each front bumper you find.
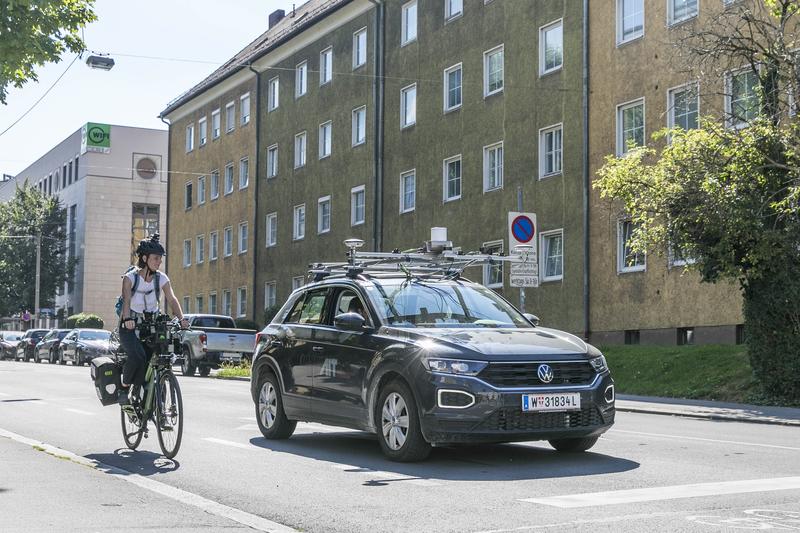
[415,371,615,445]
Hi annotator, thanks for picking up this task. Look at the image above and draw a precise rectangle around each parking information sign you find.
[508,212,539,288]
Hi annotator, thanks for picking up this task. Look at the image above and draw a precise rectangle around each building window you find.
[483,142,504,191]
[443,155,462,201]
[265,282,277,309]
[209,292,217,314]
[267,144,278,178]
[726,68,760,128]
[353,28,367,68]
[239,157,249,189]
[352,106,366,146]
[266,213,277,247]
[445,0,463,20]
[482,240,503,288]
[184,182,193,210]
[540,20,563,75]
[268,76,279,111]
[617,0,644,44]
[210,231,218,260]
[401,1,417,45]
[540,230,564,281]
[293,204,306,240]
[319,121,332,159]
[225,101,235,132]
[484,45,504,96]
[669,242,696,267]
[401,84,417,128]
[199,117,207,146]
[237,287,247,318]
[197,176,206,205]
[211,170,220,200]
[444,63,462,111]
[351,185,365,225]
[130,204,158,268]
[183,297,191,313]
[292,276,304,291]
[400,170,415,213]
[183,239,191,267]
[624,330,640,345]
[296,61,308,97]
[320,47,333,85]
[212,109,221,139]
[223,290,232,317]
[539,124,563,178]
[224,226,233,257]
[669,0,698,25]
[294,131,307,168]
[318,196,331,233]
[185,124,194,152]
[196,295,204,315]
[196,234,205,264]
[617,99,645,155]
[668,83,699,132]
[677,327,695,345]
[224,163,234,195]
[240,93,251,125]
[618,219,646,272]
[238,222,248,254]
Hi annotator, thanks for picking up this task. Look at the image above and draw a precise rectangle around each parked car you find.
[15,329,50,362]
[35,329,72,364]
[0,331,25,360]
[176,314,256,377]
[59,329,116,366]
[250,272,615,462]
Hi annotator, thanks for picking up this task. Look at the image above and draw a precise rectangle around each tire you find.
[375,379,431,462]
[548,436,599,453]
[58,349,66,365]
[198,366,210,377]
[181,349,196,376]
[155,373,183,459]
[121,408,144,450]
[255,371,296,439]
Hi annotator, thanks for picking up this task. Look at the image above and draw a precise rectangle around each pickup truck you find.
[177,314,256,377]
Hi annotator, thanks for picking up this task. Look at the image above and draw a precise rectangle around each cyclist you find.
[118,234,189,407]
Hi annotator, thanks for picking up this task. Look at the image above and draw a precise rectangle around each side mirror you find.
[523,313,540,326]
[334,312,366,331]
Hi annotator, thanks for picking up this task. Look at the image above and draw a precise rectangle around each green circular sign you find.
[88,126,105,143]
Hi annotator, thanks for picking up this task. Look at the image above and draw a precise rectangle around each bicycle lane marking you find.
[611,429,800,451]
[0,427,297,533]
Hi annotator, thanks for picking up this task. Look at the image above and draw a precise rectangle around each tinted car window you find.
[335,289,371,326]
[193,317,236,328]
[298,291,328,324]
[79,331,111,341]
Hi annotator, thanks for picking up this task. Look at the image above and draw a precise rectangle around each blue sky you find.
[0,0,286,176]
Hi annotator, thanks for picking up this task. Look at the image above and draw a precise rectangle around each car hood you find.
[380,326,590,359]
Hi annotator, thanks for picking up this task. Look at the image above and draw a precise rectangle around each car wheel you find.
[255,371,296,439]
[376,379,431,462]
[198,366,211,377]
[548,436,599,453]
[181,351,196,376]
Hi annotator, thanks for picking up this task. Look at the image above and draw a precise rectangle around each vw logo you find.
[537,364,554,383]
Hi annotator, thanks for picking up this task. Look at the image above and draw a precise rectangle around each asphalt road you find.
[1,360,799,533]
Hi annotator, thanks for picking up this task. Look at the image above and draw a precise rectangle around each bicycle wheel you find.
[120,407,144,450]
[155,372,183,459]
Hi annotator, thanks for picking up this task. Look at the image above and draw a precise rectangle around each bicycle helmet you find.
[136,233,166,257]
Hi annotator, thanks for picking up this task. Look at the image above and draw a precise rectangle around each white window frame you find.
[443,154,462,202]
[183,297,191,314]
[266,213,277,247]
[223,226,233,257]
[293,204,306,240]
[239,157,249,189]
[539,229,564,282]
[668,243,697,268]
[443,63,462,112]
[196,295,204,315]
[294,131,307,168]
[539,123,563,178]
[265,281,277,310]
[183,239,191,267]
[618,219,646,273]
[224,163,234,195]
[292,276,305,291]
[268,76,279,111]
[351,185,366,226]
[267,144,278,178]
[725,67,761,129]
[617,0,644,45]
[320,47,333,85]
[238,221,248,254]
[483,141,504,192]
[400,83,417,128]
[197,175,206,205]
[352,106,367,146]
[668,0,698,26]
[400,170,416,213]
[211,109,221,139]
[210,170,220,200]
[185,123,194,152]
[616,98,646,156]
[240,93,251,125]
[237,287,247,318]
[539,19,563,76]
[184,181,193,210]
[353,27,367,69]
[667,82,700,134]
[209,231,218,261]
[482,240,504,288]
[198,117,207,146]
[317,195,331,234]
[401,1,417,45]
[223,290,232,317]
[445,0,463,21]
[196,234,205,264]
[319,121,332,159]
[483,45,504,97]
[209,292,217,314]
[225,101,235,133]
[295,61,308,98]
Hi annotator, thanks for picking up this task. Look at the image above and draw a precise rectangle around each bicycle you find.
[116,313,186,459]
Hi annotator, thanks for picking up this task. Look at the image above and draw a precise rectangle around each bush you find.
[236,318,259,331]
[66,313,81,329]
[67,312,104,329]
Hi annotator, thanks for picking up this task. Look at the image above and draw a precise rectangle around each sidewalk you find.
[616,394,800,427]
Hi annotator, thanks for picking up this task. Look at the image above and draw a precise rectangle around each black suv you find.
[251,274,615,461]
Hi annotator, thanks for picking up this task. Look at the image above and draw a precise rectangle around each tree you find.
[0,185,77,317]
[0,0,96,104]
[595,1,800,401]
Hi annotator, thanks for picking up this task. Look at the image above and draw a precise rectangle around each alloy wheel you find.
[381,392,410,451]
[258,382,277,429]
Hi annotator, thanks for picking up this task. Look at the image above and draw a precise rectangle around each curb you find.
[213,375,250,382]
[615,404,800,427]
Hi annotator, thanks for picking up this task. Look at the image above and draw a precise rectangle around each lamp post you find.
[0,233,55,318]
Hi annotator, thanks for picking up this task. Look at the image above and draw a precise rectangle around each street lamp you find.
[85,54,114,71]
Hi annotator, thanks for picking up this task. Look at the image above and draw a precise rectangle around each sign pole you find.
[517,187,525,313]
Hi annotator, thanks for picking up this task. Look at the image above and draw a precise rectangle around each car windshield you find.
[365,279,532,328]
[79,331,110,341]
[4,333,22,341]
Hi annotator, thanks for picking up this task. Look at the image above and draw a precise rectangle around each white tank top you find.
[126,270,169,313]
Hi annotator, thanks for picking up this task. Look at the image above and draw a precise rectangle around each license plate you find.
[221,352,241,360]
[521,393,581,412]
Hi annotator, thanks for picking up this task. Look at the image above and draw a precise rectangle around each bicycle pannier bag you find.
[91,357,121,406]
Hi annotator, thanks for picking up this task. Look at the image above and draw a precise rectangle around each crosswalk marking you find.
[64,408,94,416]
[612,429,800,451]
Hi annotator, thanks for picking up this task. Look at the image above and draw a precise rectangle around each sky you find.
[0,0,288,177]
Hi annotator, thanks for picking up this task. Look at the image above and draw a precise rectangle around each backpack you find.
[115,267,161,317]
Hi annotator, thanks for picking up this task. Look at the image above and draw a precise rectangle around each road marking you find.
[520,477,800,508]
[0,427,296,532]
[0,392,9,397]
[64,408,94,416]
[235,423,259,431]
[203,437,255,450]
[329,463,441,487]
[473,511,700,533]
[612,429,800,451]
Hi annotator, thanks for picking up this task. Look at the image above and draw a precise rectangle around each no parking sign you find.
[508,212,539,288]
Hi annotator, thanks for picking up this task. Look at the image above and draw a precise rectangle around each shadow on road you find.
[248,432,639,482]
[86,449,180,476]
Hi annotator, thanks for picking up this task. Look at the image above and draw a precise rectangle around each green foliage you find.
[263,304,281,325]
[236,318,259,331]
[217,359,252,379]
[65,313,79,329]
[0,185,77,316]
[66,312,103,329]
[0,0,96,104]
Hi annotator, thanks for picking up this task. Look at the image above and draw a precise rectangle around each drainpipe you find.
[248,64,261,323]
[368,0,385,251]
[582,0,591,341]
[159,115,171,275]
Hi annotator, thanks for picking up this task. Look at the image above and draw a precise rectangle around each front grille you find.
[478,361,595,388]
[478,406,603,432]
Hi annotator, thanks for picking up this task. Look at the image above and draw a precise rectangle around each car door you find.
[61,331,77,360]
[38,331,54,360]
[16,331,30,360]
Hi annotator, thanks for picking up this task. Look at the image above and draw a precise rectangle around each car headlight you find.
[425,358,488,376]
[589,354,608,373]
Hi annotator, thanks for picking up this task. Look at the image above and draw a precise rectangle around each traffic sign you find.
[508,212,539,288]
